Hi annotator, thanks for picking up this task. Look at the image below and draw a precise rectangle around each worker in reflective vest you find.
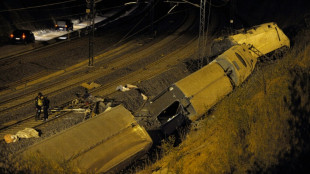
[35,92,50,121]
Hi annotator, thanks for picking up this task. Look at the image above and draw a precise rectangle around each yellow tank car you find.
[20,105,152,173]
[211,22,290,58]
[138,44,256,129]
[174,60,233,121]
[177,44,256,120]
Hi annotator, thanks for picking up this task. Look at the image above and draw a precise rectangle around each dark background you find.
[1,0,309,34]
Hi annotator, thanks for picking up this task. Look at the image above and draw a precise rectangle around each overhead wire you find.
[165,0,227,8]
[18,4,86,12]
[206,0,212,40]
[0,1,127,13]
[102,9,189,74]
[113,0,161,45]
[95,4,128,13]
[2,1,189,51]
[206,0,229,7]
[114,1,185,46]
[116,13,148,45]
[19,4,126,14]
[0,12,86,28]
[114,8,189,47]
[205,0,212,63]
[0,0,79,13]
[0,4,128,28]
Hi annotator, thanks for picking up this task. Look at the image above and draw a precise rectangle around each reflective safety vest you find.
[38,98,43,106]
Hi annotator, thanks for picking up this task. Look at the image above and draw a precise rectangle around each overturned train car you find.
[21,105,152,173]
[138,22,290,135]
[137,44,257,133]
[210,22,290,57]
[20,22,290,173]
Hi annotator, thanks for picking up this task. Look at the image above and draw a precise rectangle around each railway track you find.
[0,41,138,112]
[0,36,142,95]
[0,30,190,114]
[0,111,74,138]
[0,34,197,138]
[0,10,197,139]
[0,10,194,110]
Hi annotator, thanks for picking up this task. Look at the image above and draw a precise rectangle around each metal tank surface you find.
[21,105,152,173]
[138,22,290,129]
[211,22,290,57]
[139,44,256,125]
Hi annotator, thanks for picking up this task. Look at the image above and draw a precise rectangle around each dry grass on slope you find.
[139,29,310,174]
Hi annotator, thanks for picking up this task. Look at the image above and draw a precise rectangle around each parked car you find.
[10,30,35,44]
[55,19,73,31]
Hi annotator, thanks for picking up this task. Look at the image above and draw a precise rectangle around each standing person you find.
[35,92,50,121]
[42,95,50,121]
[35,92,43,121]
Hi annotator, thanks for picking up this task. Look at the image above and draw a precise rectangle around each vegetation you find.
[139,29,310,173]
[0,151,81,174]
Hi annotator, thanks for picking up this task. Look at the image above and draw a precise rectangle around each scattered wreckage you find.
[4,128,39,143]
[20,22,290,173]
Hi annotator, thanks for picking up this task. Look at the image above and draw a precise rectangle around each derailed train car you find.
[210,22,290,57]
[137,44,257,134]
[137,22,290,135]
[20,22,290,173]
[21,105,152,173]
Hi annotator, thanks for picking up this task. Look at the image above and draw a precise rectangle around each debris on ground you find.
[81,82,101,90]
[137,64,190,99]
[113,88,147,112]
[141,93,148,100]
[116,84,138,92]
[4,128,39,143]
[117,84,148,100]
[4,134,18,143]
[51,88,112,119]
[16,128,40,139]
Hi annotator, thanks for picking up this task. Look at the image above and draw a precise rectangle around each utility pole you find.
[86,0,95,66]
[165,0,208,69]
[198,0,206,69]
[150,0,155,37]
